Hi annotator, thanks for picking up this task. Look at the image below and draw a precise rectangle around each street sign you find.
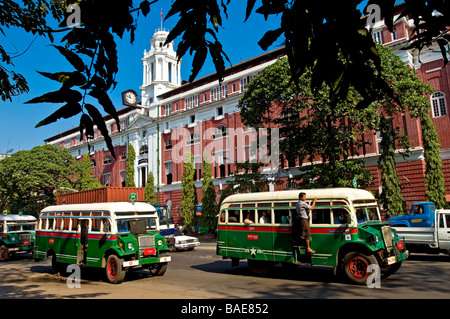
[129,192,137,202]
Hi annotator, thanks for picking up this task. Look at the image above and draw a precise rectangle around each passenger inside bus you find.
[244,212,254,225]
[259,210,270,224]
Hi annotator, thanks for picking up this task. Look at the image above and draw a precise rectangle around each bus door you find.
[77,219,89,265]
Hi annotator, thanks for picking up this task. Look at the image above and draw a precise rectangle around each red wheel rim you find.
[108,259,117,278]
[348,256,369,279]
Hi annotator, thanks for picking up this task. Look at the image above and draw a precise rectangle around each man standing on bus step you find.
[296,192,317,254]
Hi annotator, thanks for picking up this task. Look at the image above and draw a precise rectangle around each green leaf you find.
[37,71,86,88]
[35,102,82,128]
[258,28,283,51]
[52,45,85,73]
[84,103,116,159]
[88,88,120,129]
[25,88,82,104]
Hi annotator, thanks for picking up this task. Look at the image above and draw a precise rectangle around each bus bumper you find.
[123,256,171,268]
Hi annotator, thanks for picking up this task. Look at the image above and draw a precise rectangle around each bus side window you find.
[62,218,70,230]
[71,218,78,231]
[228,210,240,223]
[243,210,255,224]
[312,208,331,224]
[48,218,54,230]
[219,212,226,223]
[332,208,350,225]
[102,219,111,233]
[55,218,62,230]
[274,209,290,224]
[92,218,101,232]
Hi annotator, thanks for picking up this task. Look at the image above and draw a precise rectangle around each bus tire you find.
[247,259,271,276]
[0,245,9,262]
[150,262,168,276]
[342,251,378,285]
[105,254,125,284]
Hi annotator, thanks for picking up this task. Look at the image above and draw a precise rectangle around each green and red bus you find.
[34,202,171,284]
[0,213,36,261]
[217,188,408,284]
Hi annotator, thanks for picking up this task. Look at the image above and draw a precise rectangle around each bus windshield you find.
[117,217,158,234]
[354,206,381,224]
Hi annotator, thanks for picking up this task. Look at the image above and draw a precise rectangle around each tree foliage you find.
[200,154,217,233]
[144,171,156,203]
[76,153,102,190]
[0,144,80,215]
[180,152,196,230]
[126,143,136,187]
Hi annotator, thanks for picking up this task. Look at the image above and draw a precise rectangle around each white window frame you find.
[431,91,447,118]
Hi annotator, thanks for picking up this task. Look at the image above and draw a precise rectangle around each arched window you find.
[431,92,447,118]
[214,125,228,139]
[103,155,111,165]
[139,145,148,155]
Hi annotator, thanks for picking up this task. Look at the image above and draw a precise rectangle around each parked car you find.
[170,233,200,251]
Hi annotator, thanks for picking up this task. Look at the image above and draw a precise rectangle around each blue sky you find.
[1,0,376,154]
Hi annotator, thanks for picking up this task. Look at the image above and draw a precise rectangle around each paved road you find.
[0,242,449,300]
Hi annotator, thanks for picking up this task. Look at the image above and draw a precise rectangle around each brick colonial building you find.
[45,8,450,224]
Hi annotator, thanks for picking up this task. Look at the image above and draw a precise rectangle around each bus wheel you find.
[105,255,125,284]
[247,259,271,276]
[150,262,168,276]
[343,252,378,285]
[0,245,9,262]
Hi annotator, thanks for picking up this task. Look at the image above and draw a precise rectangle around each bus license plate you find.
[387,256,396,265]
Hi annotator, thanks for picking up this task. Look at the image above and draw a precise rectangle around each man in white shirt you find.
[295,192,317,254]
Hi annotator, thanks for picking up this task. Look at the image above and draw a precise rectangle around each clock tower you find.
[140,29,181,107]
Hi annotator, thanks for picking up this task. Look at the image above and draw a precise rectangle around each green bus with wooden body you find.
[217,188,408,284]
[0,213,36,261]
[34,202,171,284]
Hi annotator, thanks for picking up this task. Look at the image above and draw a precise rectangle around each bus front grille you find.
[381,226,394,253]
[139,236,155,248]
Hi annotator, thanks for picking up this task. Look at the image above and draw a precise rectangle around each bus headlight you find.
[127,243,134,250]
[157,240,163,246]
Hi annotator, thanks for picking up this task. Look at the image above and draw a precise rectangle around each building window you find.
[391,30,397,41]
[139,145,148,155]
[90,159,96,167]
[165,103,172,116]
[103,155,111,165]
[214,125,228,139]
[102,173,111,186]
[431,91,447,118]
[121,151,126,160]
[216,106,224,119]
[188,132,200,145]
[165,138,172,150]
[189,114,196,126]
[373,30,383,44]
[165,163,172,185]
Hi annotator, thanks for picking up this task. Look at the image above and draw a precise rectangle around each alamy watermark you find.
[66,4,81,28]
[66,264,81,288]
[366,264,381,289]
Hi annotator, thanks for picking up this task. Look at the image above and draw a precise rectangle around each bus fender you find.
[102,247,124,268]
[336,243,376,267]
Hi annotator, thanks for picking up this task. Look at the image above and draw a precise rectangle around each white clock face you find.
[125,92,136,104]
